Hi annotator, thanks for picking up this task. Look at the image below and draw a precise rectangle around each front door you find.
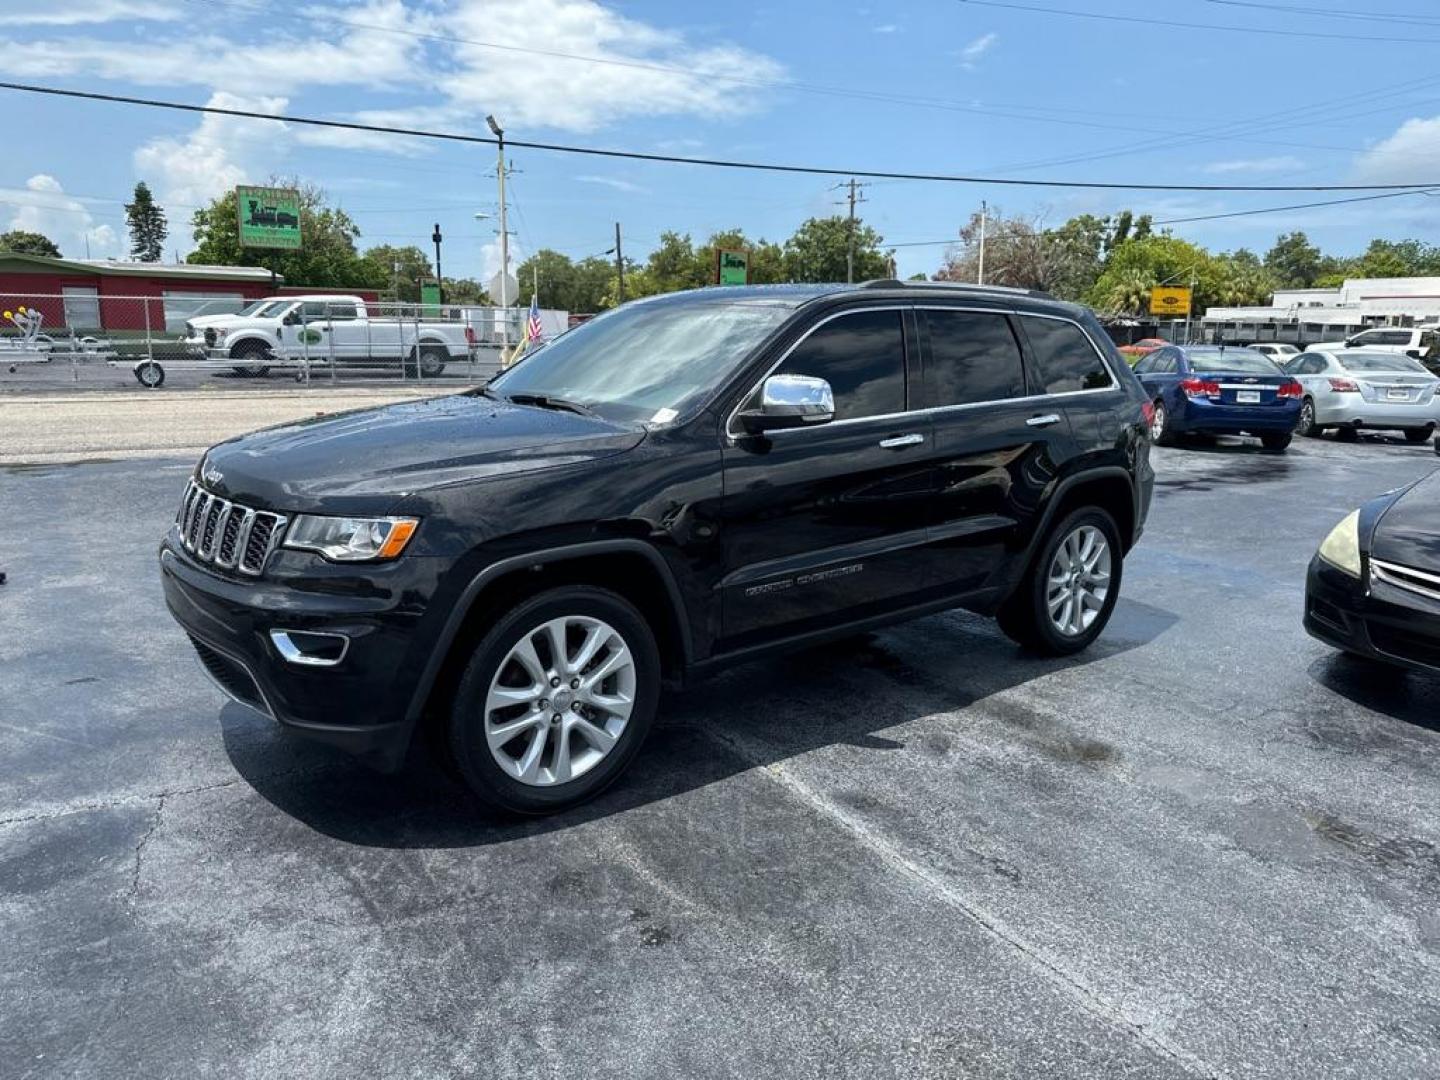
[718,306,935,648]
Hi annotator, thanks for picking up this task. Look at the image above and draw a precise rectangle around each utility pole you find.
[431,222,444,303]
[1183,265,1197,344]
[977,200,988,285]
[486,114,511,359]
[833,177,868,284]
[614,222,625,303]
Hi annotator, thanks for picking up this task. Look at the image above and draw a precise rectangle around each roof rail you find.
[858,279,1055,300]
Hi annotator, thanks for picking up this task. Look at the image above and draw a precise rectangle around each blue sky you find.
[3,0,1440,285]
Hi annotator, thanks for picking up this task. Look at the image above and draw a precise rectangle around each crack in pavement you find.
[699,725,1226,1080]
[129,795,165,904]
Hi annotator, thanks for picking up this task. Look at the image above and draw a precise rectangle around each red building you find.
[0,254,378,335]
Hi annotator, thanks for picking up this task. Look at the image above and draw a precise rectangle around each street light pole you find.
[487,114,511,360]
[977,200,987,286]
[431,222,443,304]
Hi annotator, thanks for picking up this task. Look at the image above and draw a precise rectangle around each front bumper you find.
[1304,553,1440,673]
[1312,397,1440,430]
[160,536,442,770]
[1175,397,1301,434]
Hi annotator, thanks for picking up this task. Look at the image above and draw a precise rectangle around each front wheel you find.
[447,586,661,815]
[1261,432,1292,453]
[1296,397,1322,437]
[998,507,1123,657]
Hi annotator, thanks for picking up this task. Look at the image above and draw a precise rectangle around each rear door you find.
[920,306,1074,597]
[717,306,936,647]
[1135,348,1180,402]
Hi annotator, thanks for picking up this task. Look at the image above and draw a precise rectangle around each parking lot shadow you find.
[1308,652,1440,735]
[222,598,1177,848]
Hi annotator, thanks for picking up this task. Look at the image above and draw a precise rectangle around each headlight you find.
[1317,509,1361,578]
[284,515,419,561]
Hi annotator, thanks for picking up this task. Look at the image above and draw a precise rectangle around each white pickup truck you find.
[175,294,474,381]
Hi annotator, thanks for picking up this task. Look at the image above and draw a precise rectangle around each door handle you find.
[878,433,924,449]
[1026,413,1062,428]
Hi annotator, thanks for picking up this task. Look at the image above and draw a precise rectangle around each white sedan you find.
[1286,349,1440,443]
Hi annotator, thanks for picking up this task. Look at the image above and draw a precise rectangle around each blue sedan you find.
[1133,344,1304,452]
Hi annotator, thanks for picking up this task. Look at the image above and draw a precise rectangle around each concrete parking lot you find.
[3,429,1439,1079]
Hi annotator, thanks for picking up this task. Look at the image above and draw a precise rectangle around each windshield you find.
[234,299,283,317]
[1339,353,1429,373]
[488,298,796,422]
[1187,350,1282,375]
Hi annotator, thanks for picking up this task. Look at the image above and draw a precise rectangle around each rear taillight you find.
[1329,377,1360,392]
[464,326,477,346]
[1276,380,1302,398]
[1140,400,1155,428]
[1180,377,1220,399]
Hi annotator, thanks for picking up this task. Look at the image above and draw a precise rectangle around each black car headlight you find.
[284,515,419,561]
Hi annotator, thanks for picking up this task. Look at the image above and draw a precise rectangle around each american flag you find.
[518,295,545,354]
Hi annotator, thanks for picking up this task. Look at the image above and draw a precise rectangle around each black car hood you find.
[199,393,645,514]
[1371,469,1440,568]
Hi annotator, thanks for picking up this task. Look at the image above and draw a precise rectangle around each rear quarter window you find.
[1022,316,1114,394]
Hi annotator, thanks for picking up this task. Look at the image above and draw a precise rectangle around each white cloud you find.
[1202,156,1305,175]
[422,0,787,132]
[133,92,288,210]
[575,174,647,193]
[959,32,998,70]
[0,0,180,24]
[1353,115,1440,186]
[874,23,897,33]
[3,175,119,258]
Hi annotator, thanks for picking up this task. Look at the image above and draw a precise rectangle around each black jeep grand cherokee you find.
[162,281,1153,814]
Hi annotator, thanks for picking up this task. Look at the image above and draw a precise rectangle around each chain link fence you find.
[0,292,548,391]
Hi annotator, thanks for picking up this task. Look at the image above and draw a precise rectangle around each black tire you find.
[998,506,1124,657]
[447,586,661,815]
[1336,426,1359,442]
[134,361,165,388]
[1404,426,1433,444]
[229,340,272,378]
[1260,432,1292,452]
[1149,399,1176,446]
[1296,397,1322,437]
[418,345,448,379]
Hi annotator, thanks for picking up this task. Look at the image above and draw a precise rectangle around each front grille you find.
[204,327,218,346]
[189,635,269,713]
[1371,558,1440,604]
[176,478,287,576]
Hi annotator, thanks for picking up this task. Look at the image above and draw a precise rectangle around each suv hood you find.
[199,393,645,514]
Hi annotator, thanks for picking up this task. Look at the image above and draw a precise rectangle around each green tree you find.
[1263,232,1322,288]
[0,229,60,257]
[124,181,167,262]
[515,249,614,313]
[783,215,890,282]
[359,244,433,301]
[188,180,382,289]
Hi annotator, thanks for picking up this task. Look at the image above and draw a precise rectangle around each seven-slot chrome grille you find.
[176,479,288,576]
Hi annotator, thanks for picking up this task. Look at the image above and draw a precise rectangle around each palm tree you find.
[1097,268,1154,316]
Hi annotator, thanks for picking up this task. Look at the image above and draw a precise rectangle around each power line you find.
[955,0,1440,44]
[1200,0,1440,27]
[6,81,1440,194]
[1153,188,1439,225]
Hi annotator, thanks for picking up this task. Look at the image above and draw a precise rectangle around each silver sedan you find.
[1285,349,1440,443]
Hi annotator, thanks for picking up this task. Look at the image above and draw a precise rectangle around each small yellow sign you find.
[1150,287,1192,317]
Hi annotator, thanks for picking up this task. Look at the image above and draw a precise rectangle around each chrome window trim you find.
[723,303,1123,442]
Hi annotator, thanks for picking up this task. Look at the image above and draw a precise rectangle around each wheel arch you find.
[405,539,693,736]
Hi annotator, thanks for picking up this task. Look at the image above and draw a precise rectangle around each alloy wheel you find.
[1149,402,1166,442]
[1299,400,1314,432]
[483,615,636,787]
[1046,525,1112,637]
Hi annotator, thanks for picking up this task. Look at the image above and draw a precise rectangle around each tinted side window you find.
[1132,354,1155,374]
[1023,317,1113,394]
[923,310,1025,406]
[774,309,906,421]
[1155,353,1177,374]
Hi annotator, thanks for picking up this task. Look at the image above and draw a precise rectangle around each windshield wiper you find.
[503,392,596,417]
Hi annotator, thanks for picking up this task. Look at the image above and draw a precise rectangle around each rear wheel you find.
[134,360,164,388]
[998,507,1123,657]
[1404,426,1433,444]
[1296,397,1322,437]
[414,344,448,379]
[1261,432,1292,452]
[447,586,661,815]
[1149,399,1176,446]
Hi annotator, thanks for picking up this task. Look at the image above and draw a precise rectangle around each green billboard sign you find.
[716,248,749,286]
[237,186,302,250]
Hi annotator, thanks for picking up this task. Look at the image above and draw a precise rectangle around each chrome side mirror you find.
[738,374,835,435]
